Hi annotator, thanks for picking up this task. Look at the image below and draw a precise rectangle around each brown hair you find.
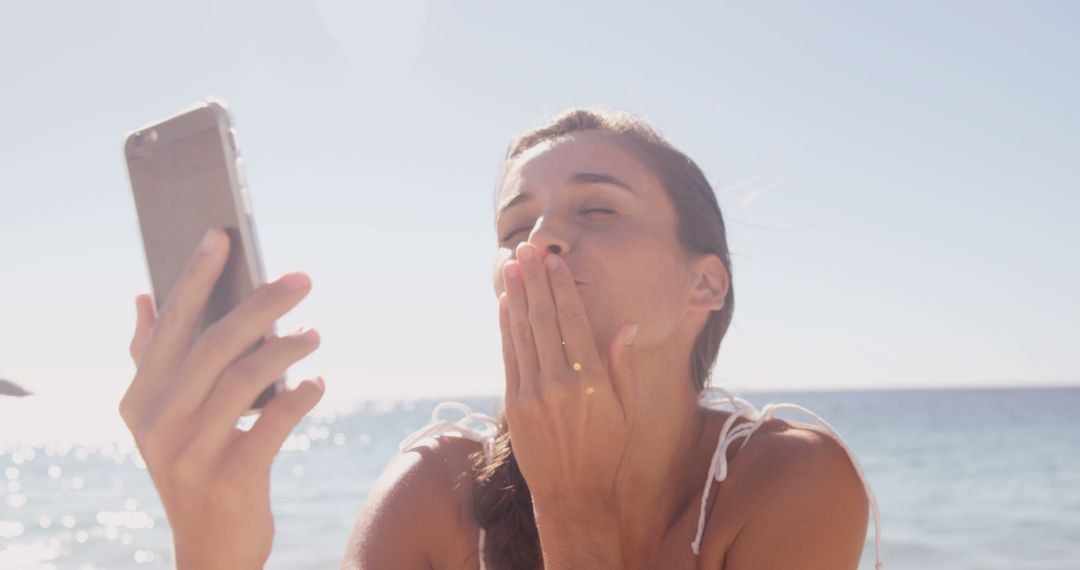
[470,109,735,569]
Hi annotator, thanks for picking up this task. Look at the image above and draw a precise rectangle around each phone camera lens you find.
[132,130,159,147]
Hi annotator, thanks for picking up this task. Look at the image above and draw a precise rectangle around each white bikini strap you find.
[691,388,884,570]
[478,528,488,570]
[398,402,501,463]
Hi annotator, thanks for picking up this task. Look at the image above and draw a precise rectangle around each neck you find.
[612,340,716,563]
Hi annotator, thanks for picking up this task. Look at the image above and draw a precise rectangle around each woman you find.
[122,109,881,569]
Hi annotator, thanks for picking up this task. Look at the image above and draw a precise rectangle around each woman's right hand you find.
[119,228,325,570]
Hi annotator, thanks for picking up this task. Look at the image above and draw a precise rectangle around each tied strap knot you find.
[398,402,500,463]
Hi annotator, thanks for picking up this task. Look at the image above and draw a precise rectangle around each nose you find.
[526,216,570,256]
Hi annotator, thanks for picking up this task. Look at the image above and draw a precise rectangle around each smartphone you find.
[123,98,282,414]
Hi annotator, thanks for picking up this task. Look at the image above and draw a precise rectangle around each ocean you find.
[2,386,1078,569]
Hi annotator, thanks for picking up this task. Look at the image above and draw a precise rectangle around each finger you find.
[129,293,157,364]
[544,254,602,375]
[503,260,539,394]
[241,377,325,466]
[515,242,568,374]
[606,321,640,418]
[194,328,321,445]
[498,293,521,399]
[136,228,230,383]
[171,271,312,415]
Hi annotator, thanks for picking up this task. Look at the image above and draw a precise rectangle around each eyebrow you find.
[496,171,638,219]
[569,172,637,194]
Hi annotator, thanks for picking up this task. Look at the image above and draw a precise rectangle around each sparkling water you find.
[2,386,1078,569]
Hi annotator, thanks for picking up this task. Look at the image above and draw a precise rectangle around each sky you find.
[1,1,1078,406]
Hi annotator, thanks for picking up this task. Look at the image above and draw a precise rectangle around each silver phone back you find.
[124,99,281,411]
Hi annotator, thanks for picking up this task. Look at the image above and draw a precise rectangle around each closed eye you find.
[499,209,618,243]
[501,227,529,243]
[583,207,617,220]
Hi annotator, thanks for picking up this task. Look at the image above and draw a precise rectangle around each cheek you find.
[491,247,514,297]
[598,252,689,340]
[644,263,692,330]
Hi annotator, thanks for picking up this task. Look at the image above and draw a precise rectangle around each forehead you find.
[498,130,659,200]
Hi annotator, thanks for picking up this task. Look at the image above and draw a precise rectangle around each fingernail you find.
[517,244,535,261]
[624,323,639,346]
[281,272,309,290]
[315,376,326,390]
[200,229,218,254]
[545,255,561,271]
[295,326,318,342]
[504,263,521,280]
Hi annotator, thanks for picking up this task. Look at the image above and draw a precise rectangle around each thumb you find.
[606,322,639,421]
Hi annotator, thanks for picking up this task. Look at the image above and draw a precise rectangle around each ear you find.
[688,254,729,312]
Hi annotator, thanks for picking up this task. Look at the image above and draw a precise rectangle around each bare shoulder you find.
[341,434,485,570]
[721,418,870,570]
[738,417,866,490]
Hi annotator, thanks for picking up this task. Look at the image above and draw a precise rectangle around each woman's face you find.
[491,130,698,354]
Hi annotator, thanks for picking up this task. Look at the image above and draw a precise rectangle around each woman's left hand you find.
[498,242,640,512]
